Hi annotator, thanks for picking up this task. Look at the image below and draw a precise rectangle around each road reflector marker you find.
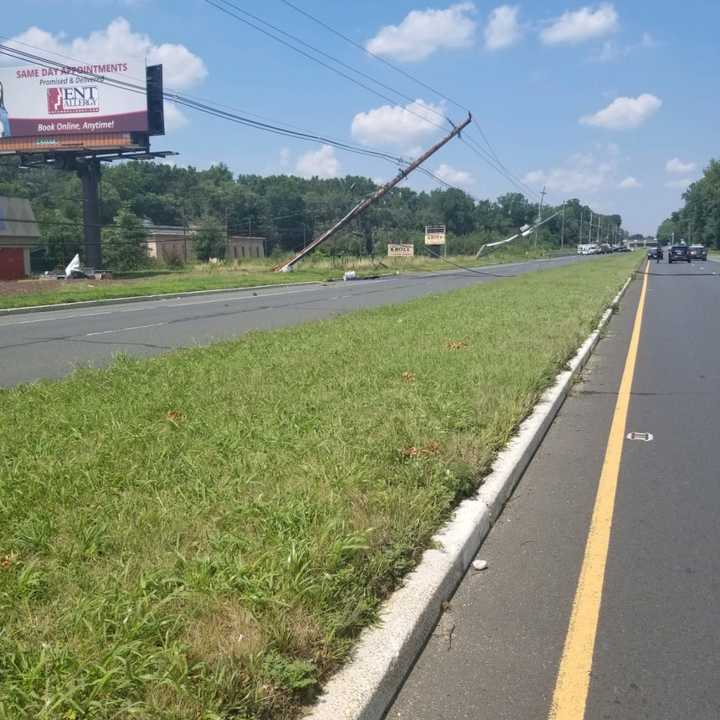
[626,431,653,442]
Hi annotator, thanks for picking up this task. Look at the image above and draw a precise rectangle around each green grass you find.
[0,254,637,719]
[2,246,569,310]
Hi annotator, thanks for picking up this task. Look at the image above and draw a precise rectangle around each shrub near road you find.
[0,255,637,719]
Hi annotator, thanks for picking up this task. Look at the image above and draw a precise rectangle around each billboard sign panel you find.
[387,243,414,257]
[424,225,446,245]
[0,61,148,142]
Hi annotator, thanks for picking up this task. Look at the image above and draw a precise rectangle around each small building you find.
[0,196,40,280]
[144,224,196,265]
[227,235,265,260]
[144,223,265,264]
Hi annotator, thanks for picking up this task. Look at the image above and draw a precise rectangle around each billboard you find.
[0,60,149,143]
[424,225,447,245]
[387,243,414,257]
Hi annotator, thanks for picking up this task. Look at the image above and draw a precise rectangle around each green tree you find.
[102,207,148,271]
[37,209,82,268]
[194,215,226,261]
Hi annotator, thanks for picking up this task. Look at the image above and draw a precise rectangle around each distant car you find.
[577,243,600,255]
[647,246,662,260]
[668,245,691,263]
[689,244,707,261]
[599,243,613,254]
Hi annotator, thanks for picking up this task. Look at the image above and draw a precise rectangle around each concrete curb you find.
[305,273,635,720]
[0,280,326,317]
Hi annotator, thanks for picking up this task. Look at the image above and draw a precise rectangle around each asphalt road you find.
[0,255,583,386]
[389,257,720,719]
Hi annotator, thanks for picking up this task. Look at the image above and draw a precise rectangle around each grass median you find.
[0,254,637,719]
[0,246,567,310]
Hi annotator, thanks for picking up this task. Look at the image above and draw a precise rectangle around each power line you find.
[275,0,509,176]
[0,44,405,167]
[203,0,459,137]
[0,34,408,159]
[203,1,539,200]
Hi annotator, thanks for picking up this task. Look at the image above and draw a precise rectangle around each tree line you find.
[657,159,720,247]
[0,159,626,270]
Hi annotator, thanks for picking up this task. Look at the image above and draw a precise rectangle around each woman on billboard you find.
[0,81,10,138]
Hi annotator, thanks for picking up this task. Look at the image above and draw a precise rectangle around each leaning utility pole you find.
[274,113,472,271]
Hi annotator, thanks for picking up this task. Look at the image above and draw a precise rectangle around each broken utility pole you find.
[274,113,472,272]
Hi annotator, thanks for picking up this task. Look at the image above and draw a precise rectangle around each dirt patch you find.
[0,279,64,298]
[0,277,145,299]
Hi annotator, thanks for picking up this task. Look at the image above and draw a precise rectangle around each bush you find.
[102,207,149,271]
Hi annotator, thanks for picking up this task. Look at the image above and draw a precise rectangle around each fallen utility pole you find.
[274,113,472,272]
[475,210,562,257]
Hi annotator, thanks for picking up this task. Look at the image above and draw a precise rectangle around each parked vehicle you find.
[577,243,600,255]
[689,244,707,261]
[668,245,691,263]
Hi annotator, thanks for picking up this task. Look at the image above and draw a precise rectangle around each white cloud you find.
[589,31,657,62]
[484,5,522,51]
[435,163,475,188]
[541,3,618,45]
[8,18,207,130]
[351,99,443,148]
[366,3,476,62]
[523,151,615,194]
[580,93,661,130]
[296,145,340,178]
[618,176,641,189]
[666,158,696,174]
[665,178,693,190]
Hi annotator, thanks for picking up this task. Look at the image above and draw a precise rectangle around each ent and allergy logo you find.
[47,86,100,115]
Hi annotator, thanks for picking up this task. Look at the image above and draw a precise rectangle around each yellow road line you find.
[549,264,649,720]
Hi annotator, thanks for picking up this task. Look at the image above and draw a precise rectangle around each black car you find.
[689,244,707,261]
[647,246,663,260]
[668,245,691,263]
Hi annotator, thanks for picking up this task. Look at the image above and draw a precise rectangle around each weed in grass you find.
[0,255,638,718]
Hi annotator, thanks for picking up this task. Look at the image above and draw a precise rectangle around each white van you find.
[577,244,599,255]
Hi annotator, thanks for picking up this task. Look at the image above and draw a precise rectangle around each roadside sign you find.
[387,243,414,257]
[424,225,446,245]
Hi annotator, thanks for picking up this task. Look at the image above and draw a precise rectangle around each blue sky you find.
[5,0,720,234]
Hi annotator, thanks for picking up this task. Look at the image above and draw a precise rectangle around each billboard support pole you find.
[77,158,102,270]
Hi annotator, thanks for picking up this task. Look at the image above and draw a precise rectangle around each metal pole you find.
[77,158,102,270]
[275,113,472,271]
[534,186,547,249]
[560,203,565,249]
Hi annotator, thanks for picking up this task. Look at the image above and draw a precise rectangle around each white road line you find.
[164,286,320,308]
[0,287,322,328]
[85,322,166,337]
